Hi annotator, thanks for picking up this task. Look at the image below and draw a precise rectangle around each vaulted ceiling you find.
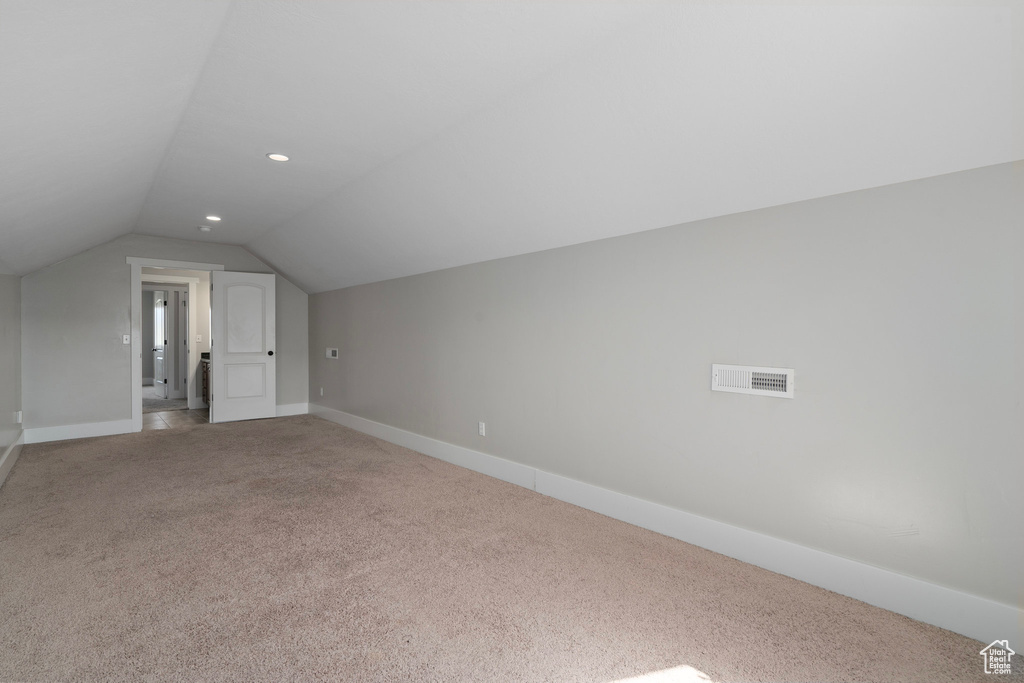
[2,1,1021,291]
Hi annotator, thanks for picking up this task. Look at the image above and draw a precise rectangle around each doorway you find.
[132,260,217,432]
[128,257,279,432]
[142,284,189,413]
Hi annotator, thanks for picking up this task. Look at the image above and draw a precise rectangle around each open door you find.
[165,288,187,400]
[153,291,167,399]
[210,271,276,423]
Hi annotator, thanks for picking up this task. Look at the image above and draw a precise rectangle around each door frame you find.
[128,258,224,433]
[143,282,190,401]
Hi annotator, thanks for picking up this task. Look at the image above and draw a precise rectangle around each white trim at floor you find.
[24,419,134,444]
[276,403,309,417]
[24,406,308,443]
[0,431,24,488]
[310,405,534,489]
[309,403,1021,646]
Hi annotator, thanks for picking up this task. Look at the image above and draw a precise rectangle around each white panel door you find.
[210,271,276,423]
[153,291,167,399]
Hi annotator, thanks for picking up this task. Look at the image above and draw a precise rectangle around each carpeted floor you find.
[0,416,1011,682]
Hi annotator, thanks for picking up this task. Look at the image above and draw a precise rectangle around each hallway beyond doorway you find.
[142,385,188,414]
[142,408,209,430]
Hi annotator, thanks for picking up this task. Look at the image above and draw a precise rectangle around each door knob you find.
[268,350,274,356]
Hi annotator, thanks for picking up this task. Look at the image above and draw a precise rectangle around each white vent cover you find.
[712,364,794,398]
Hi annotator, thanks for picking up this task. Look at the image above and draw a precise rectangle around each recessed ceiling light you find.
[206,215,221,222]
[197,225,213,233]
[266,153,289,162]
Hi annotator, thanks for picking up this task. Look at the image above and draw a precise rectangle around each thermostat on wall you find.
[326,348,339,359]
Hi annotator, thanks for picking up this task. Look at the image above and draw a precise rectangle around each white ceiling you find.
[2,1,1021,290]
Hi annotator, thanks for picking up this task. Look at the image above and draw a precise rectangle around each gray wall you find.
[0,274,22,466]
[141,290,154,380]
[309,161,1023,609]
[22,234,309,428]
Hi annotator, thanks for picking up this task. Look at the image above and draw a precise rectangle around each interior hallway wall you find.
[141,290,154,382]
[22,234,309,429]
[308,161,1023,611]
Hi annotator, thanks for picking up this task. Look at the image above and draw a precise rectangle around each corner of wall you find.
[0,272,22,489]
[240,245,311,296]
[0,432,24,490]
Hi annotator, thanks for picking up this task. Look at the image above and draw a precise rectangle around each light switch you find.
[196,334,202,343]
[122,334,131,345]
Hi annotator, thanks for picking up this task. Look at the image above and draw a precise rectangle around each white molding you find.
[131,264,142,432]
[276,403,309,417]
[533,471,1022,647]
[142,275,201,286]
[24,419,134,444]
[308,403,1022,645]
[310,405,535,490]
[0,431,24,489]
[127,257,225,271]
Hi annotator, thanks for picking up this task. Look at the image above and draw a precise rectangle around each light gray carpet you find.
[0,416,1010,682]
[142,397,188,413]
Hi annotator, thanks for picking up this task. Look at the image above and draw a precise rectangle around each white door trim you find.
[128,257,226,271]
[129,258,225,432]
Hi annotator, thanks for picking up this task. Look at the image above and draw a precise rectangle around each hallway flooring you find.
[143,408,209,430]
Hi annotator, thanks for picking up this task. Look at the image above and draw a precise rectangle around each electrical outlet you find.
[478,422,486,436]
[14,410,22,424]
[320,387,324,397]
[196,334,202,343]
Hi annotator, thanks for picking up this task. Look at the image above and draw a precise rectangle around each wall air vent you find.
[711,364,794,399]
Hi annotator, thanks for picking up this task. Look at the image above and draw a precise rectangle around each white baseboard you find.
[310,404,535,489]
[25,407,306,443]
[535,470,1022,646]
[0,431,24,489]
[24,419,134,444]
[276,402,309,417]
[309,403,1021,646]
